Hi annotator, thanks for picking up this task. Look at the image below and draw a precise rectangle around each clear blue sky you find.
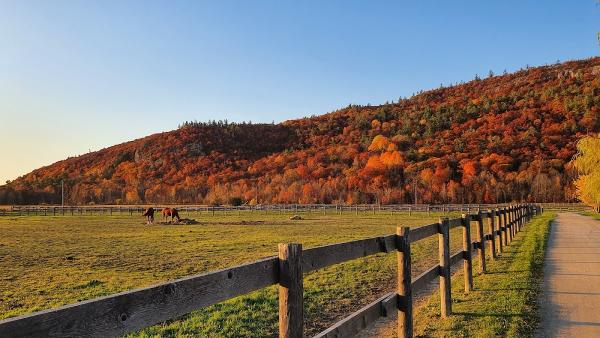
[0,1,598,184]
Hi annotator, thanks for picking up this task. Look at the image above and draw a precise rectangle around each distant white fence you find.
[1,202,589,216]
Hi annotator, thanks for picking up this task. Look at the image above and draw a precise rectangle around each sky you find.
[0,1,599,184]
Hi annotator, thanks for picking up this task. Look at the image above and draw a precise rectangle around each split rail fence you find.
[0,204,540,338]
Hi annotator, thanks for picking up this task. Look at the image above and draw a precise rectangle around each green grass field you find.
[411,212,554,337]
[1,210,530,337]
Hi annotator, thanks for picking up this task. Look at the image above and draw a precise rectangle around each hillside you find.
[2,57,600,205]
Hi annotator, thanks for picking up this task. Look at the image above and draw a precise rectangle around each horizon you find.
[1,1,599,183]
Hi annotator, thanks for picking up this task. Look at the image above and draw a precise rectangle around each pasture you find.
[1,210,471,336]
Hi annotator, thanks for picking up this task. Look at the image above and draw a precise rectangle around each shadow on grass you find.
[474,287,534,292]
[454,311,524,318]
[481,269,528,275]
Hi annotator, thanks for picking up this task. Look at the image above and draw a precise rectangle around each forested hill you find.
[2,57,600,205]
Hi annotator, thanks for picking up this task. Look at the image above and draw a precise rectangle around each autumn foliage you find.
[572,134,600,212]
[2,57,600,205]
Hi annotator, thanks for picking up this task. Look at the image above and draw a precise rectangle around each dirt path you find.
[538,213,600,337]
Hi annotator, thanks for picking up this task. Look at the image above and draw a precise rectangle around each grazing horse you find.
[142,207,155,224]
[162,207,180,222]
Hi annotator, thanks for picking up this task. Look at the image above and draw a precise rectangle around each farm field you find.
[2,210,476,336]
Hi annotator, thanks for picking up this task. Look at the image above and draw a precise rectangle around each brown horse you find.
[142,207,155,224]
[162,207,180,223]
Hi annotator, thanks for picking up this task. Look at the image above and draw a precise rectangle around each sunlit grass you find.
[411,213,554,337]
[1,210,472,336]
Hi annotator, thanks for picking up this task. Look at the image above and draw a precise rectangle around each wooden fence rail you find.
[0,204,540,338]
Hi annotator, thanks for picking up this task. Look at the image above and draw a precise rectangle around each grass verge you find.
[580,211,600,220]
[413,213,555,337]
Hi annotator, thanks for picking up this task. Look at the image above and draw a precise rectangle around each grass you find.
[1,210,475,337]
[580,211,600,220]
[410,212,555,337]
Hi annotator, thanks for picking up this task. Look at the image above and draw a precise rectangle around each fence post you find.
[278,243,303,338]
[493,208,503,253]
[516,206,520,233]
[461,214,473,293]
[519,205,523,229]
[508,206,513,240]
[495,208,503,253]
[517,205,522,232]
[512,206,517,241]
[517,204,521,231]
[476,211,486,273]
[397,227,413,338]
[502,208,508,246]
[487,209,496,260]
[439,217,452,317]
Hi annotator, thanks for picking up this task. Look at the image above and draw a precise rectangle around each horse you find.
[142,207,155,224]
[162,207,181,223]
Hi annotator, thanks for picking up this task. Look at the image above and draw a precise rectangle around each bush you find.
[228,197,243,206]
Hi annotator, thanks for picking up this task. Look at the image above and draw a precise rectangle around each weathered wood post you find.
[515,205,519,232]
[516,205,521,233]
[397,227,413,338]
[439,217,452,317]
[461,214,473,293]
[502,208,508,246]
[495,208,503,253]
[487,209,496,260]
[476,211,486,273]
[511,206,516,236]
[278,243,303,338]
[516,205,521,232]
[519,204,525,231]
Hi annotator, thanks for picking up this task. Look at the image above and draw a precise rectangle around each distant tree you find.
[228,196,243,206]
[572,134,600,212]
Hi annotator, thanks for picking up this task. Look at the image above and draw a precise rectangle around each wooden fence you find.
[0,204,540,337]
[1,202,565,217]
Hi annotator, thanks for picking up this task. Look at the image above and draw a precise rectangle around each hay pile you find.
[145,218,200,225]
